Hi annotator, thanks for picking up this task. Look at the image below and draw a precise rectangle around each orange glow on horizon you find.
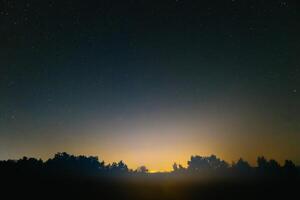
[1,112,299,172]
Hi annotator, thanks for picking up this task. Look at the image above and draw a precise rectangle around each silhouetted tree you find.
[173,162,186,173]
[45,152,105,177]
[117,160,129,172]
[173,162,179,171]
[0,152,299,183]
[231,158,253,177]
[232,158,251,171]
[108,160,129,174]
[187,155,228,172]
[257,156,268,169]
[136,166,148,173]
[283,160,298,177]
[269,159,280,170]
[257,156,281,176]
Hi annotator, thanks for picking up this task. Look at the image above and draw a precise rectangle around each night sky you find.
[0,0,299,171]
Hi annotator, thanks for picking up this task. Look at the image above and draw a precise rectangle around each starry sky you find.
[0,0,299,171]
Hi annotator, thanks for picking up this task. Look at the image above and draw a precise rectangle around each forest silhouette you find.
[1,152,298,177]
[1,152,299,200]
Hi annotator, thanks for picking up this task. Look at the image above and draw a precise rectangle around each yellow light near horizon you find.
[4,110,300,172]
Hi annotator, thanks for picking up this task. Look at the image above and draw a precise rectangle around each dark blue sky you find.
[0,0,299,170]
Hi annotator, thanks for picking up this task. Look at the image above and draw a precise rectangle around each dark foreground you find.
[3,175,299,200]
[1,153,299,200]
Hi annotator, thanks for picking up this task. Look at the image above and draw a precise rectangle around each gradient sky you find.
[0,0,299,171]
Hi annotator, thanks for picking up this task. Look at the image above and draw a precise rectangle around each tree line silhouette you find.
[0,152,299,180]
